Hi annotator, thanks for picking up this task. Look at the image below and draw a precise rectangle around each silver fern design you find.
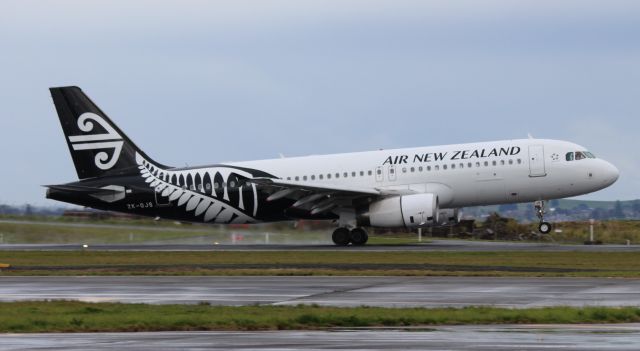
[135,153,259,224]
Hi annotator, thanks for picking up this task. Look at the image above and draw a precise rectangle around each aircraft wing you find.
[248,177,399,215]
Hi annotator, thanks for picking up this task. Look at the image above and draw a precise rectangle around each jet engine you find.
[436,208,461,226]
[357,193,439,228]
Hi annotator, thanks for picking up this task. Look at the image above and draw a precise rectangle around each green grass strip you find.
[2,251,640,277]
[1,301,640,333]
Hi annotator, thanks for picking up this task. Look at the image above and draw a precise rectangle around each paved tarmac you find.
[1,276,639,307]
[2,324,640,350]
[2,239,639,251]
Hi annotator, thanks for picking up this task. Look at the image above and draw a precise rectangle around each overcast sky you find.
[0,0,638,206]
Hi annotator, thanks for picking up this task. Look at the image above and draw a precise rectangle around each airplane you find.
[46,86,620,246]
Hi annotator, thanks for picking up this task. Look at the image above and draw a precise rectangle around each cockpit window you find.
[566,152,574,161]
[567,151,596,161]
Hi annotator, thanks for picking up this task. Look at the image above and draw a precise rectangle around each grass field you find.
[1,250,640,277]
[1,301,640,333]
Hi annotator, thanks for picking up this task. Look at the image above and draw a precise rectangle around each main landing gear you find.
[535,200,552,234]
[332,227,369,246]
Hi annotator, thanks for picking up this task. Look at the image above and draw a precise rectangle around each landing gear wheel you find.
[534,200,553,234]
[539,222,552,234]
[349,228,369,246]
[332,227,351,246]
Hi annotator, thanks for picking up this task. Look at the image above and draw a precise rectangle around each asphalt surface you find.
[2,239,640,251]
[1,276,639,307]
[2,324,640,350]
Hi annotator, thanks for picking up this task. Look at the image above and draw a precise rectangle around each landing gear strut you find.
[535,200,552,234]
[331,227,369,246]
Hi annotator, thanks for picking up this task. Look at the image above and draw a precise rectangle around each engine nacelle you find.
[357,193,439,228]
[436,208,461,226]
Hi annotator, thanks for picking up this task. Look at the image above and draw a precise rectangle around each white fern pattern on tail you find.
[135,153,259,224]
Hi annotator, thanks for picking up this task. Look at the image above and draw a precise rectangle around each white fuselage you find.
[230,138,619,209]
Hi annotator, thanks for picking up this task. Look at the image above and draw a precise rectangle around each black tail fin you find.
[50,86,167,179]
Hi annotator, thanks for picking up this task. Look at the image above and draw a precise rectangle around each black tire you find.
[350,228,369,246]
[539,222,552,234]
[332,227,351,246]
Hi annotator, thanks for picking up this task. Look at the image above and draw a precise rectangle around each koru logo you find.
[67,112,123,170]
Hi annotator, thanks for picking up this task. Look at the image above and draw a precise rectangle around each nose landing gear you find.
[535,200,552,234]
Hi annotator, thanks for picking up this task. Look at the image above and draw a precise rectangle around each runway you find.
[2,239,639,251]
[2,324,639,350]
[1,276,639,307]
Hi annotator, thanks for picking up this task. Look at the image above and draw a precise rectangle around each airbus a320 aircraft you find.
[46,87,619,245]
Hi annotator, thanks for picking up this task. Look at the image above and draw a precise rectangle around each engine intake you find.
[357,193,439,228]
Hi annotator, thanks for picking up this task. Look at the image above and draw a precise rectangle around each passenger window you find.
[443,164,448,170]
[402,167,407,173]
[319,174,323,180]
[492,160,497,166]
[376,169,381,175]
[368,170,373,176]
[335,173,340,178]
[508,159,513,165]
[360,171,364,176]
[303,176,307,181]
[484,161,489,167]
[390,168,395,174]
[459,163,464,168]
[327,174,332,179]
[311,175,315,180]
[410,167,415,172]
[468,162,472,168]
[476,162,480,167]
[435,165,439,171]
[566,152,574,161]
[451,164,455,169]
[418,166,423,172]
[295,176,299,181]
[344,172,348,178]
[427,166,431,171]
[352,171,356,177]
[517,159,522,164]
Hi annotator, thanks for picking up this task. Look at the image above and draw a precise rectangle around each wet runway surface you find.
[2,239,640,251]
[1,276,639,307]
[2,324,640,350]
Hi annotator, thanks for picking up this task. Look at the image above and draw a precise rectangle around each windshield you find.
[566,151,596,161]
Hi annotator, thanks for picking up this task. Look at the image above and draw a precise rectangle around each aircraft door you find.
[388,165,397,181]
[528,145,547,177]
[154,188,170,206]
[375,166,383,182]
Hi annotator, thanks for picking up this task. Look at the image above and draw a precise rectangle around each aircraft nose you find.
[601,160,619,186]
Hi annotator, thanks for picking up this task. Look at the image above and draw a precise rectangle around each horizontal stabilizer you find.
[45,184,126,203]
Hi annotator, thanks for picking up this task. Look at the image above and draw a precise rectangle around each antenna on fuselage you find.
[527,133,534,139]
